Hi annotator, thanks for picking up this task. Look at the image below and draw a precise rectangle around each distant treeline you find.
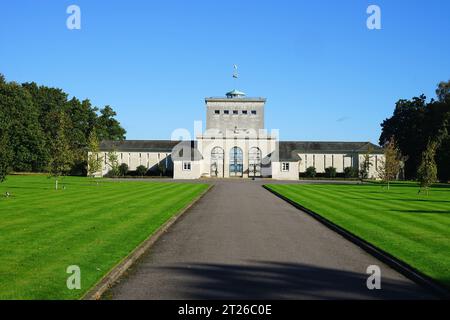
[379,81,450,182]
[0,74,126,176]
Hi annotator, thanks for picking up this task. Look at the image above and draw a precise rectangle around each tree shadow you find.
[390,209,450,214]
[155,261,434,300]
[345,197,450,204]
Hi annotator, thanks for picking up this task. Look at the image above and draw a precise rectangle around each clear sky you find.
[1,0,449,143]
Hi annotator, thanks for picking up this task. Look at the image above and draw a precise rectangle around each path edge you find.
[263,184,450,300]
[81,184,214,300]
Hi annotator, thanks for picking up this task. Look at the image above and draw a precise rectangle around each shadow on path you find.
[155,261,432,300]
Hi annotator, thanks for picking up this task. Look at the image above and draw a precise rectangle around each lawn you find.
[0,175,209,299]
[265,182,450,289]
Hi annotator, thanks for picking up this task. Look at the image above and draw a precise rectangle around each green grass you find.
[0,175,209,300]
[266,182,450,289]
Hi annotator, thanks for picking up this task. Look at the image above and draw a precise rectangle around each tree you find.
[48,112,73,190]
[107,150,120,177]
[0,75,11,183]
[344,166,358,179]
[96,106,126,141]
[305,166,316,178]
[417,140,438,195]
[0,128,12,183]
[325,167,337,178]
[0,76,127,176]
[379,95,428,179]
[0,81,47,172]
[20,81,125,174]
[380,81,450,181]
[66,98,98,175]
[87,130,103,178]
[157,161,165,177]
[119,163,129,177]
[359,145,373,180]
[436,80,450,102]
[136,165,147,177]
[377,138,401,190]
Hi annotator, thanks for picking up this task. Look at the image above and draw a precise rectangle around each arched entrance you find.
[248,147,262,178]
[229,147,243,177]
[210,147,224,178]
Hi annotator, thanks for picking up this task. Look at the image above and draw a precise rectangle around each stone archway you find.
[248,147,262,178]
[229,147,243,177]
[210,147,224,178]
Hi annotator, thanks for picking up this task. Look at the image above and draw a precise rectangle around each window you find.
[233,110,238,115]
[183,161,192,171]
[251,110,257,115]
[242,110,248,115]
[224,110,229,115]
[281,162,290,172]
[214,110,220,115]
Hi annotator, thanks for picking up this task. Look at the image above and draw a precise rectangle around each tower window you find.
[242,110,248,115]
[214,110,220,115]
[233,110,238,115]
[224,110,229,115]
[251,110,257,115]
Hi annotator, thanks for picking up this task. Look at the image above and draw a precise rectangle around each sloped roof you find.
[171,141,203,161]
[99,140,382,162]
[276,141,383,161]
[100,140,203,161]
[99,140,179,152]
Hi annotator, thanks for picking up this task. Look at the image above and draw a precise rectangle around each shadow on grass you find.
[345,197,450,204]
[145,261,435,300]
[371,182,450,189]
[390,209,450,214]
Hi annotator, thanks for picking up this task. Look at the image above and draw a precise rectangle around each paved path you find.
[109,180,434,299]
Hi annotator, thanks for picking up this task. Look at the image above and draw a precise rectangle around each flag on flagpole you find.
[233,64,238,78]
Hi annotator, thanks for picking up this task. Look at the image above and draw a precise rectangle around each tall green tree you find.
[96,106,126,141]
[379,95,428,179]
[107,150,120,177]
[66,98,98,175]
[377,138,401,190]
[359,145,373,180]
[380,81,450,181]
[0,89,12,182]
[48,112,73,189]
[0,127,12,183]
[87,130,103,178]
[1,75,126,177]
[0,80,46,172]
[436,80,450,102]
[417,140,438,195]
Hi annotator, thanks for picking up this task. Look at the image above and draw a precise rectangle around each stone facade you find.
[90,90,384,180]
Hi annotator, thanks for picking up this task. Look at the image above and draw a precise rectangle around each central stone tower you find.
[205,89,266,133]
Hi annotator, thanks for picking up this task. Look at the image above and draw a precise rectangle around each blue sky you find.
[1,0,449,143]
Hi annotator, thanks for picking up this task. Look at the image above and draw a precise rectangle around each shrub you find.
[344,166,358,178]
[136,165,147,177]
[119,163,129,176]
[305,166,316,178]
[325,166,337,178]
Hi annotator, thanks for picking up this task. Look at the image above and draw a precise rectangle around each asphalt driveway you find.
[108,179,435,299]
